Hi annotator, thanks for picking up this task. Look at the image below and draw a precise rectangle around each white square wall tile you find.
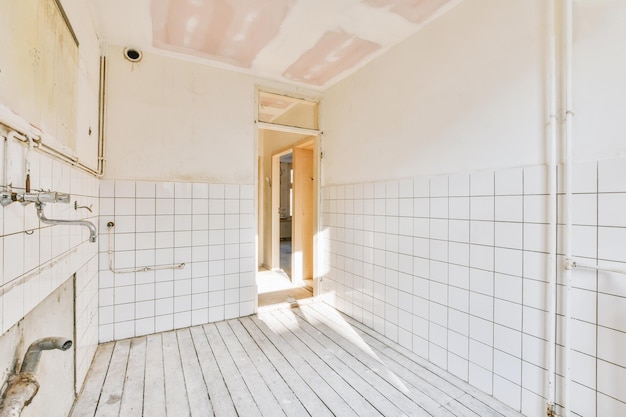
[469,339,493,371]
[495,274,523,304]
[115,180,135,198]
[495,222,523,250]
[494,298,522,330]
[449,265,470,290]
[598,292,626,333]
[470,221,494,246]
[599,157,626,193]
[430,175,448,197]
[598,392,626,416]
[175,182,192,198]
[470,197,494,221]
[136,182,156,198]
[570,350,597,389]
[598,193,626,227]
[493,375,521,411]
[449,197,469,220]
[449,220,469,243]
[115,198,135,216]
[568,193,597,226]
[569,383,597,417]
[240,184,254,200]
[156,182,175,198]
[192,183,209,199]
[449,173,470,197]
[524,165,550,195]
[568,225,597,259]
[495,196,523,222]
[469,292,493,321]
[100,180,115,197]
[398,178,413,198]
[598,227,626,263]
[521,362,548,397]
[495,167,523,196]
[413,177,429,198]
[374,181,386,198]
[469,316,494,346]
[385,180,399,198]
[494,248,522,276]
[470,268,494,296]
[569,160,597,194]
[225,184,239,199]
[522,307,548,339]
[524,195,550,224]
[449,242,469,266]
[469,363,493,395]
[470,171,494,196]
[523,279,549,311]
[430,219,448,241]
[597,260,626,297]
[523,223,549,253]
[448,309,469,335]
[597,360,626,404]
[494,350,521,384]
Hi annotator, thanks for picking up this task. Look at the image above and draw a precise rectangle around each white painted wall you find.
[104,47,318,183]
[322,0,549,185]
[571,0,626,160]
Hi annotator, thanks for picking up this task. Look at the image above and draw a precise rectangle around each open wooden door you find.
[292,140,315,283]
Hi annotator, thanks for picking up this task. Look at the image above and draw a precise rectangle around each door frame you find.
[254,88,322,308]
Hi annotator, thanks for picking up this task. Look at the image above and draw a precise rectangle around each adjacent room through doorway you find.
[256,91,319,309]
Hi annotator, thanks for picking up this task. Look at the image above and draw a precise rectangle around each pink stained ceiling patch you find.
[152,0,294,68]
[283,31,381,87]
[364,0,451,24]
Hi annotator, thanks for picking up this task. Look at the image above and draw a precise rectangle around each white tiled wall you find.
[98,180,256,341]
[0,137,99,391]
[321,159,626,417]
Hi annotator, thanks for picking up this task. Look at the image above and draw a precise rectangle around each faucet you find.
[36,202,97,243]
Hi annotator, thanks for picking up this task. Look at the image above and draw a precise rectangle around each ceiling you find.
[89,0,462,90]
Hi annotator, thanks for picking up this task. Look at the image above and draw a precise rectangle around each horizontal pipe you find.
[565,258,626,276]
[107,222,184,273]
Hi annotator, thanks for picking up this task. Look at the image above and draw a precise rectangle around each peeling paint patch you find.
[364,0,451,24]
[152,0,293,68]
[283,31,381,87]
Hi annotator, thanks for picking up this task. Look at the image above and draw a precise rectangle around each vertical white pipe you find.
[546,0,559,411]
[562,0,574,415]
[2,134,8,191]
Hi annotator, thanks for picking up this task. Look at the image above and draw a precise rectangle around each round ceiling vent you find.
[123,48,143,63]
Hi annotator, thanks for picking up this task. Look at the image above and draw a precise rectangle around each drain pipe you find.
[561,0,574,415]
[546,0,559,414]
[0,338,72,417]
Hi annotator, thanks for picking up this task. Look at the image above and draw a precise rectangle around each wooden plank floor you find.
[70,303,524,417]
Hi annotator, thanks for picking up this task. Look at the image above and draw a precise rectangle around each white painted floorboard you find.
[69,303,525,417]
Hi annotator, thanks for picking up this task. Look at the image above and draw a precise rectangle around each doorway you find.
[256,91,319,310]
